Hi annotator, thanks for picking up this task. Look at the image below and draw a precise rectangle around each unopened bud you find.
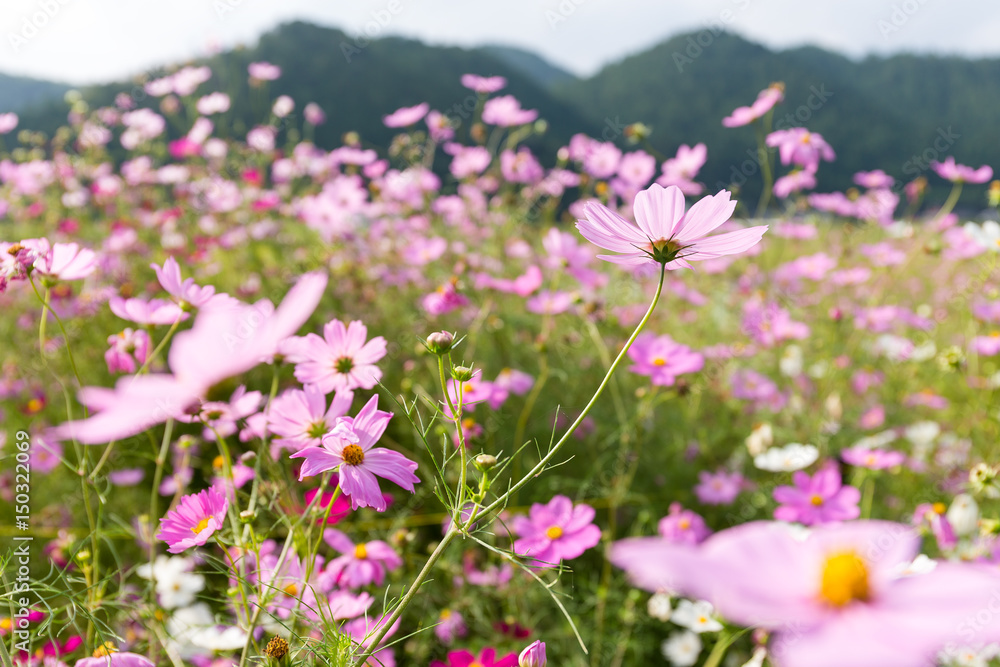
[519,640,546,667]
[425,331,455,355]
[451,365,475,382]
[474,454,497,472]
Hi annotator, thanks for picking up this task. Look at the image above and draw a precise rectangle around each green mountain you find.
[0,72,69,113]
[481,45,577,88]
[16,22,599,162]
[10,24,1000,208]
[553,32,999,204]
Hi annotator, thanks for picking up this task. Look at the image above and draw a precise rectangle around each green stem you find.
[353,527,458,665]
[481,263,666,517]
[357,264,666,664]
[703,629,735,667]
[754,122,774,218]
[936,181,964,221]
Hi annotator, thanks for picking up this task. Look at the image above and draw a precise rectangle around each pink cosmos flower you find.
[461,74,507,93]
[57,273,327,444]
[383,102,430,128]
[304,102,326,125]
[284,319,387,393]
[772,462,861,526]
[291,395,419,511]
[248,61,281,81]
[694,470,746,505]
[766,128,835,170]
[904,390,948,410]
[431,647,518,667]
[269,386,354,454]
[482,95,538,127]
[913,503,957,551]
[526,290,574,315]
[75,653,154,667]
[104,328,150,374]
[627,333,704,386]
[583,142,622,179]
[0,112,18,134]
[657,143,707,194]
[658,502,711,544]
[576,183,767,268]
[971,333,1000,356]
[322,528,403,588]
[434,609,467,644]
[511,495,601,568]
[617,149,656,187]
[841,446,906,470]
[932,157,993,184]
[33,242,97,281]
[445,143,492,178]
[488,368,534,409]
[519,641,546,667]
[854,169,895,189]
[773,167,817,198]
[156,487,228,553]
[973,300,1000,323]
[742,300,810,347]
[151,257,218,309]
[500,147,544,183]
[618,521,1000,667]
[721,84,784,127]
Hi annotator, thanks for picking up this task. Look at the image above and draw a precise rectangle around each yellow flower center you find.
[678,518,691,530]
[810,495,824,506]
[652,357,667,367]
[283,583,299,597]
[213,455,225,470]
[342,444,365,466]
[26,398,42,413]
[191,517,211,534]
[545,526,563,540]
[932,502,946,515]
[440,609,452,619]
[800,132,812,144]
[355,543,368,560]
[0,618,11,631]
[819,552,870,607]
[93,642,118,657]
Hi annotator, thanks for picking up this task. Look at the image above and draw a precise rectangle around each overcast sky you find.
[1,0,998,84]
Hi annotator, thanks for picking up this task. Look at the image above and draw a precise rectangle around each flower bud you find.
[425,331,455,355]
[473,454,497,472]
[451,365,475,382]
[519,640,546,667]
[947,493,980,536]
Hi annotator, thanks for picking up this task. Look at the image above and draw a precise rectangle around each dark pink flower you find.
[626,333,704,386]
[322,528,403,588]
[658,502,711,544]
[156,488,228,553]
[512,495,601,568]
[291,395,419,511]
[431,647,518,667]
[772,463,860,526]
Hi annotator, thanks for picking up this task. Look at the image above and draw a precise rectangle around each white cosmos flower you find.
[671,600,723,633]
[136,555,205,609]
[647,592,673,621]
[753,443,819,472]
[963,220,1000,251]
[662,631,702,667]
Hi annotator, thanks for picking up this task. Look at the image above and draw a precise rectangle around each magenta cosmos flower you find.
[290,395,419,511]
[482,95,538,127]
[322,528,403,588]
[611,520,1000,667]
[511,495,601,568]
[627,332,704,386]
[576,183,767,268]
[157,487,228,553]
[932,156,993,184]
[431,647,518,667]
[284,319,387,394]
[772,462,860,526]
[461,73,507,93]
[75,652,155,667]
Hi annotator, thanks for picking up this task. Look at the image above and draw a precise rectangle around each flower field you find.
[3,66,1000,667]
